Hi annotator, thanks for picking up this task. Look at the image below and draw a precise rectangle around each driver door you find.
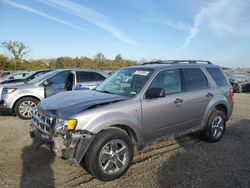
[142,69,186,141]
[44,71,70,98]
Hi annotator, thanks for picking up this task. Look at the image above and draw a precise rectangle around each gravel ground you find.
[0,93,249,188]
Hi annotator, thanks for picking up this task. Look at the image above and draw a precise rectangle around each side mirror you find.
[146,88,165,99]
[75,84,82,89]
[74,84,89,90]
[43,80,49,86]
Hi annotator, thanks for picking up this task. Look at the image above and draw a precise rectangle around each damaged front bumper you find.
[30,123,95,166]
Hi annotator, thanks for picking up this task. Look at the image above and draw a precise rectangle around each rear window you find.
[182,68,208,91]
[206,68,228,86]
[76,71,105,82]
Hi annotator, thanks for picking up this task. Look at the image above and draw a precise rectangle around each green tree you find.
[0,55,14,70]
[22,60,48,70]
[94,53,106,61]
[115,54,123,62]
[55,57,64,68]
[94,53,106,70]
[1,41,29,69]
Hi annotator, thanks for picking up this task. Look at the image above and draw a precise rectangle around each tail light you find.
[229,88,234,101]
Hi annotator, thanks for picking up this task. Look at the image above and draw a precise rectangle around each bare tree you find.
[1,40,29,69]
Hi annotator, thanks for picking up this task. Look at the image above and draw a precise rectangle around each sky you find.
[0,0,250,68]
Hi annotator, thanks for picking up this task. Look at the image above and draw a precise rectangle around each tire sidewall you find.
[15,97,39,120]
[85,129,134,181]
[203,110,226,142]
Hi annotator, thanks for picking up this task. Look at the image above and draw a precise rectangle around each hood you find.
[0,78,25,85]
[38,90,128,118]
[1,82,33,88]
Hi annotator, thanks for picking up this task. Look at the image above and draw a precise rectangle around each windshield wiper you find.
[96,90,114,95]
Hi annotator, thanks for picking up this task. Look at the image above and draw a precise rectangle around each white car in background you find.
[0,71,28,82]
[0,69,109,119]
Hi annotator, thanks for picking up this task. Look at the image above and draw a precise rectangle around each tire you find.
[202,109,226,142]
[83,129,134,181]
[14,97,39,120]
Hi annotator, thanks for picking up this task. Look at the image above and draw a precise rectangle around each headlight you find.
[54,118,77,133]
[55,118,67,133]
[2,88,16,94]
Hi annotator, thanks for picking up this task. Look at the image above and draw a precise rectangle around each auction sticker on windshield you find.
[133,70,150,76]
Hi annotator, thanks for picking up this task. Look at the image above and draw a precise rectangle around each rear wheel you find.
[14,97,39,120]
[84,129,134,181]
[202,109,226,142]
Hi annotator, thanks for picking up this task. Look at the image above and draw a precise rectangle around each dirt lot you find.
[0,93,250,188]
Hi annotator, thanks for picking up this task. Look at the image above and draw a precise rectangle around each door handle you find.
[174,98,184,104]
[206,92,214,97]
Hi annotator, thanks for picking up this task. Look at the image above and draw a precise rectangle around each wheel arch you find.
[214,103,227,117]
[106,124,139,150]
[13,95,40,111]
[201,99,230,129]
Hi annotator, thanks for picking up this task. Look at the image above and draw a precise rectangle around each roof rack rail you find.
[142,60,165,65]
[142,60,212,65]
[171,60,212,64]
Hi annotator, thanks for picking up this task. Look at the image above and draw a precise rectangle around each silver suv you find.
[0,69,108,119]
[30,60,234,181]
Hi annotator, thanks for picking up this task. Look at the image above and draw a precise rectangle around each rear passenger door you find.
[75,71,106,90]
[179,68,213,129]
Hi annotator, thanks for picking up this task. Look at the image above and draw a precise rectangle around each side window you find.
[48,71,70,85]
[206,67,228,86]
[93,72,106,81]
[182,68,208,91]
[149,69,182,94]
[76,71,105,82]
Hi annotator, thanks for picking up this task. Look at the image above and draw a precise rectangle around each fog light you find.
[67,119,77,131]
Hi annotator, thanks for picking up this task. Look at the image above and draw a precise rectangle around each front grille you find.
[32,110,55,135]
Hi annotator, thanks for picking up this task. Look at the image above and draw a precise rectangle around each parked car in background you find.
[229,74,250,93]
[0,71,28,82]
[0,70,52,85]
[30,60,234,181]
[0,71,13,79]
[0,69,108,119]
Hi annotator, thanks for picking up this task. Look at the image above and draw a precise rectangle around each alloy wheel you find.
[98,139,129,175]
[19,101,37,118]
[211,116,224,139]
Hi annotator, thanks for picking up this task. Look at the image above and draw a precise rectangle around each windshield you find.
[3,72,27,80]
[95,68,153,97]
[3,72,17,79]
[0,72,11,78]
[27,70,57,84]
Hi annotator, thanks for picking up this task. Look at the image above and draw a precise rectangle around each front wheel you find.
[202,110,226,142]
[14,97,39,119]
[83,129,134,181]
